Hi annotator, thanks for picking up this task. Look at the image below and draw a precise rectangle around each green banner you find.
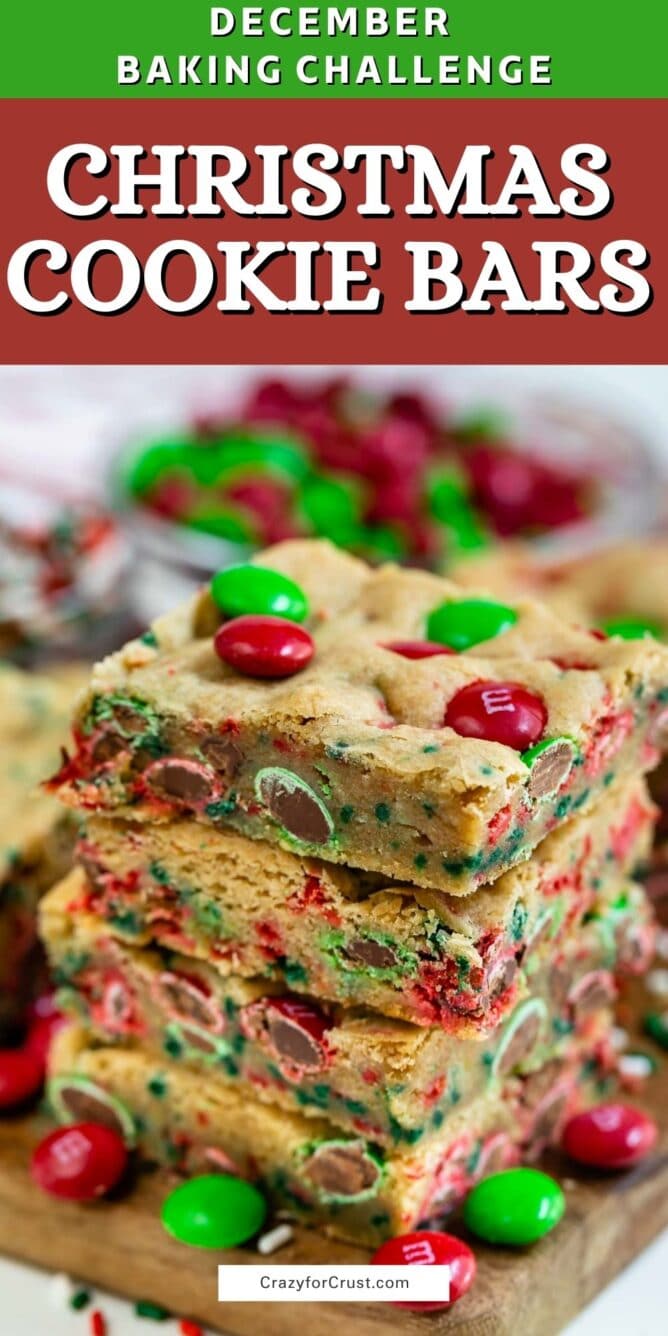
[3,1,665,98]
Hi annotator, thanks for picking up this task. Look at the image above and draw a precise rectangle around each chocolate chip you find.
[527,741,575,800]
[548,962,572,1012]
[569,971,615,1019]
[199,734,242,783]
[304,1143,380,1200]
[114,705,148,735]
[145,759,217,805]
[59,1086,126,1138]
[268,1017,324,1070]
[496,1008,543,1077]
[90,731,127,764]
[521,1060,562,1108]
[157,973,220,1030]
[531,1090,569,1144]
[256,769,333,844]
[345,938,397,970]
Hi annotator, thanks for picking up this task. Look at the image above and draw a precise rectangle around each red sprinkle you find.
[179,1322,203,1336]
[90,1311,106,1336]
[382,640,455,659]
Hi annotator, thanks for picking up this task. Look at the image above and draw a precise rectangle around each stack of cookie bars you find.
[41,540,667,1245]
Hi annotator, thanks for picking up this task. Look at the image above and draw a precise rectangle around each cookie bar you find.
[51,540,668,894]
[42,869,630,1147]
[48,1021,616,1246]
[451,540,668,638]
[71,776,654,1031]
[0,664,83,1030]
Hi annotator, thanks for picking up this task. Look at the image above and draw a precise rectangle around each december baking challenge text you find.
[116,6,551,90]
[7,140,652,318]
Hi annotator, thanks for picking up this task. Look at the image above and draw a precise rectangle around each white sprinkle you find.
[257,1224,294,1255]
[619,1053,654,1080]
[610,1025,629,1052]
[48,1273,75,1308]
[655,929,668,962]
[646,968,668,999]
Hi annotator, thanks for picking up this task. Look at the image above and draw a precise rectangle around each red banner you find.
[1,99,665,363]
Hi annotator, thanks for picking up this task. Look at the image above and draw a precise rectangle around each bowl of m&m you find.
[115,375,659,618]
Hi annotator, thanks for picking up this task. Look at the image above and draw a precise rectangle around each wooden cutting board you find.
[0,981,665,1336]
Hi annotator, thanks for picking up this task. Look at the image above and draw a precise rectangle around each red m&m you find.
[371,1230,476,1311]
[561,1103,658,1170]
[445,681,547,750]
[0,1050,44,1110]
[214,615,314,679]
[31,1122,128,1200]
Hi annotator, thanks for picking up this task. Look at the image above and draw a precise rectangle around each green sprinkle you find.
[414,853,428,870]
[147,1074,168,1098]
[139,629,158,647]
[135,1299,171,1320]
[70,1289,91,1311]
[340,804,355,824]
[375,802,391,824]
[422,743,439,754]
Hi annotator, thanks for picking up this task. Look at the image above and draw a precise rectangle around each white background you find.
[0,364,666,1334]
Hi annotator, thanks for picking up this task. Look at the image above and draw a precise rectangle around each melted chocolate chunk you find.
[527,741,575,800]
[305,1143,380,1200]
[146,759,217,804]
[114,706,148,735]
[257,770,332,844]
[268,1017,324,1070]
[158,974,219,1029]
[59,1086,125,1137]
[90,731,128,764]
[569,971,615,1018]
[521,1060,562,1107]
[199,734,242,783]
[548,962,572,1012]
[345,938,397,970]
[531,1090,568,1143]
[496,1009,542,1077]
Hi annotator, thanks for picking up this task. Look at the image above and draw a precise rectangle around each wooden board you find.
[0,983,666,1336]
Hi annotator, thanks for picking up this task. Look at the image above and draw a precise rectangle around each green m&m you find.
[211,563,309,622]
[463,1167,565,1246]
[161,1173,267,1249]
[426,598,518,651]
[186,507,255,544]
[644,1011,668,1050]
[300,474,362,539]
[600,616,663,641]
